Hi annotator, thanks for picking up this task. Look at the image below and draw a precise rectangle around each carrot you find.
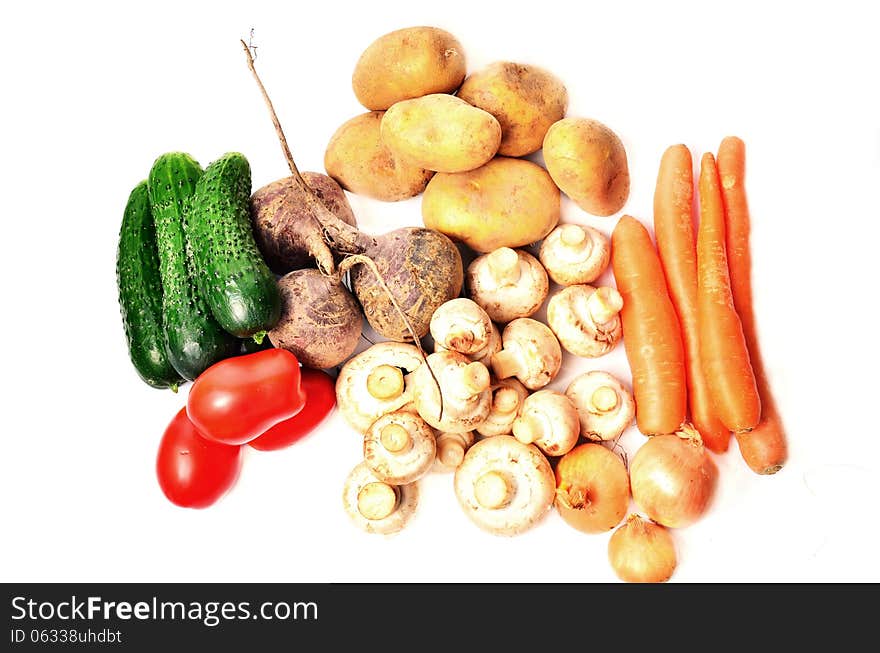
[611,215,687,435]
[717,136,787,474]
[697,152,761,432]
[653,145,730,453]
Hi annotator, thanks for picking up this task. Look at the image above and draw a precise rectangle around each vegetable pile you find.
[116,26,788,583]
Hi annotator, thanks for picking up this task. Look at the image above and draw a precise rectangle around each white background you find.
[2,0,878,583]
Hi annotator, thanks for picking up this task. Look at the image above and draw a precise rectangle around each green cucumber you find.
[116,181,183,390]
[188,152,281,338]
[148,152,237,380]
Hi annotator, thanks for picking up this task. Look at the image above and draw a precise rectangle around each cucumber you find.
[188,152,281,338]
[148,152,237,380]
[116,181,183,390]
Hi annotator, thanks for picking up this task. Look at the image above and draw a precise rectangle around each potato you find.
[457,62,568,157]
[325,111,434,202]
[542,118,630,217]
[422,157,560,253]
[381,94,501,173]
[352,27,466,111]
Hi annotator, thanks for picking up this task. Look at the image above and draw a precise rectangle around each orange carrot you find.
[717,136,787,474]
[653,145,730,453]
[611,215,687,435]
[697,153,761,432]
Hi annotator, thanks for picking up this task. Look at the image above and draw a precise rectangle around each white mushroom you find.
[430,298,502,365]
[565,371,635,441]
[364,411,437,484]
[412,350,492,433]
[336,342,423,432]
[546,285,623,357]
[466,247,549,323]
[342,462,419,535]
[454,436,555,536]
[476,378,530,437]
[538,223,611,286]
[433,430,476,471]
[490,318,562,391]
[512,390,580,457]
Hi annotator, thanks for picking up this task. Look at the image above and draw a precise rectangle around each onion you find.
[629,428,718,528]
[608,514,677,583]
[555,443,629,533]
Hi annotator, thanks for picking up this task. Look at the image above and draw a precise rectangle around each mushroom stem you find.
[366,365,405,400]
[560,225,593,259]
[491,349,524,382]
[587,287,624,325]
[590,386,619,413]
[487,247,522,285]
[380,423,413,453]
[493,386,522,414]
[357,482,400,521]
[437,432,469,467]
[512,413,545,446]
[449,361,491,397]
[474,471,512,509]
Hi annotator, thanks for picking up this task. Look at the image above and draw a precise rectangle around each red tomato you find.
[156,408,243,509]
[249,368,337,451]
[187,349,306,445]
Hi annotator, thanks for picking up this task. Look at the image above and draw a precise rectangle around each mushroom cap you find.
[547,285,622,358]
[491,318,562,390]
[466,248,549,323]
[364,411,437,484]
[336,342,424,432]
[476,377,530,437]
[435,318,502,367]
[430,298,494,356]
[512,389,580,456]
[565,371,635,441]
[412,350,492,433]
[538,224,610,286]
[470,321,502,366]
[342,462,419,535]
[454,436,555,536]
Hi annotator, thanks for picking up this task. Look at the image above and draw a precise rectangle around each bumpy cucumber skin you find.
[189,152,281,337]
[116,181,183,390]
[148,152,238,381]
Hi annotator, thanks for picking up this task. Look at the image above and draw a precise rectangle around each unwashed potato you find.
[542,118,630,217]
[381,94,501,173]
[422,157,560,253]
[325,111,434,202]
[352,26,467,111]
[457,62,568,157]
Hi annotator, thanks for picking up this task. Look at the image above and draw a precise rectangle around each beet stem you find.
[240,39,306,186]
[240,38,370,258]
